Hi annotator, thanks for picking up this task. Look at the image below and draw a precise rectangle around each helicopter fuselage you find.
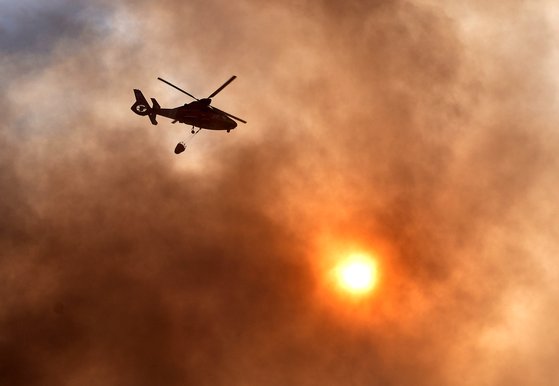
[159,100,237,131]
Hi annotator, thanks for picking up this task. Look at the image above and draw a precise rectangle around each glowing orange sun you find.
[334,254,378,295]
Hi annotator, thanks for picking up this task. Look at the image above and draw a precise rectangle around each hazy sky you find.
[2,1,559,385]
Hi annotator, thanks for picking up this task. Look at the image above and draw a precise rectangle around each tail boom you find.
[131,89,180,126]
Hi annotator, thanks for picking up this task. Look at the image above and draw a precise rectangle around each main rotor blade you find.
[207,75,237,99]
[157,77,199,101]
[211,106,247,124]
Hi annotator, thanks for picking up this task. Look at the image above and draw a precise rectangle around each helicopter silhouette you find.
[131,76,246,154]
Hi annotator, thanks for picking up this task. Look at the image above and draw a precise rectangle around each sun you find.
[334,254,378,295]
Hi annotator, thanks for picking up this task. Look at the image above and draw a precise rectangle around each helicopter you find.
[131,76,246,154]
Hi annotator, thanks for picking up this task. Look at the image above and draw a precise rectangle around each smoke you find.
[1,0,559,385]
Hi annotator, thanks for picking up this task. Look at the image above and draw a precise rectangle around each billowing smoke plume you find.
[2,1,559,385]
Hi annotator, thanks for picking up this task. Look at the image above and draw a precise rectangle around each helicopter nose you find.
[225,119,237,131]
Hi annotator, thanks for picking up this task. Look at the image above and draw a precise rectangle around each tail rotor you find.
[131,89,159,125]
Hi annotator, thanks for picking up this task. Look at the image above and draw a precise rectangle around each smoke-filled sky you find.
[2,1,559,385]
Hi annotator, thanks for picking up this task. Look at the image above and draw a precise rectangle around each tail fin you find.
[148,98,159,125]
[131,89,150,115]
[131,89,158,125]
[151,98,160,111]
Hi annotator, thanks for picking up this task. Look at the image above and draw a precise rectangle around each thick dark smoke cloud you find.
[2,1,559,385]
